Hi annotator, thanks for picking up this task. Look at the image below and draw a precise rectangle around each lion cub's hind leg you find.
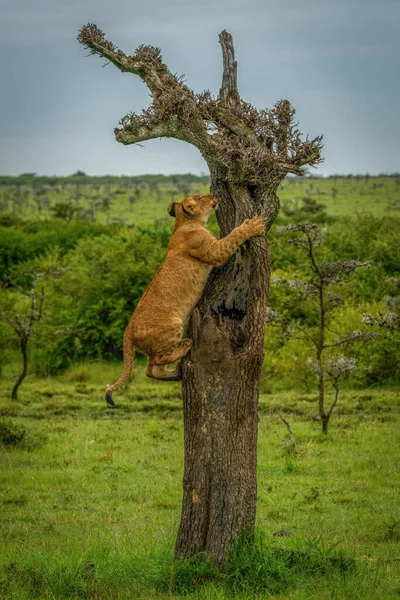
[146,339,192,381]
[146,364,181,381]
[155,338,192,365]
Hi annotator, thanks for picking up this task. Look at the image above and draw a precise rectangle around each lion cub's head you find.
[168,194,217,223]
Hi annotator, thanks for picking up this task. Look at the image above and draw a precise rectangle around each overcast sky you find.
[0,0,399,177]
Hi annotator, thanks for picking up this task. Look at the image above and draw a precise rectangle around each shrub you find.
[0,418,25,445]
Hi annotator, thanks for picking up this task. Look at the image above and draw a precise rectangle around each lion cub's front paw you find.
[243,216,265,238]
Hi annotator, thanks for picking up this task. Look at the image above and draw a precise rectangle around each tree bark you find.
[12,338,28,401]
[175,181,272,562]
[77,23,322,564]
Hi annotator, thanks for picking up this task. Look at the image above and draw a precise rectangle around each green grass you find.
[0,180,211,226]
[1,175,399,226]
[1,173,399,596]
[1,362,399,598]
[278,175,400,218]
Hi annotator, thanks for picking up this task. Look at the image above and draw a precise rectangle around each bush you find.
[31,221,172,372]
[0,418,25,445]
[0,216,111,280]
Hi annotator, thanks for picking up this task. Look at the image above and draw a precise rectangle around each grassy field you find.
[279,175,400,217]
[1,362,399,599]
[0,174,399,225]
[1,173,399,597]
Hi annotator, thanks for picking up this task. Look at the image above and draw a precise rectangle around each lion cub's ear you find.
[167,202,177,217]
[182,197,200,216]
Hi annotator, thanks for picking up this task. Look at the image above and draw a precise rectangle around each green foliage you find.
[37,221,171,369]
[266,213,400,390]
[0,174,399,385]
[0,215,110,281]
[51,201,87,221]
[0,417,25,445]
[280,194,331,223]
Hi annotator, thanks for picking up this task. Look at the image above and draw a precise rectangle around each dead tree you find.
[78,24,323,562]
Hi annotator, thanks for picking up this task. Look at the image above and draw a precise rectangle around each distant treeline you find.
[0,173,211,187]
[0,171,399,187]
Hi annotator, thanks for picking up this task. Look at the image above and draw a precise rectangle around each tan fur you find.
[105,194,265,405]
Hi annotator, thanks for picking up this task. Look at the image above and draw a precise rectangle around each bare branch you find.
[272,275,316,295]
[78,24,323,186]
[363,311,400,332]
[276,162,304,176]
[265,307,319,348]
[326,386,340,423]
[198,99,261,144]
[218,30,239,108]
[292,135,324,168]
[78,24,155,83]
[275,99,294,156]
[115,118,179,145]
[321,260,369,284]
[325,330,381,349]
[78,23,211,152]
[5,281,31,298]
[0,313,20,335]
[290,323,319,347]
[37,286,45,322]
[275,409,297,455]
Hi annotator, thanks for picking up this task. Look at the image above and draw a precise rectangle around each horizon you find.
[1,170,399,179]
[1,0,399,177]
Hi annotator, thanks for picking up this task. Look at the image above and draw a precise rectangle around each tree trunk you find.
[12,338,28,401]
[317,364,326,425]
[175,181,272,562]
[77,20,323,565]
[321,416,329,435]
[317,353,327,434]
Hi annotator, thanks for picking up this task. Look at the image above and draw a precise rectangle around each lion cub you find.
[105,194,265,405]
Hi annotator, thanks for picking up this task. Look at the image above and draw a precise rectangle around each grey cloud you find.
[1,0,399,175]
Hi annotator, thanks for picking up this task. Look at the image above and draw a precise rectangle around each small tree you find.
[306,355,357,431]
[268,222,374,434]
[1,269,65,400]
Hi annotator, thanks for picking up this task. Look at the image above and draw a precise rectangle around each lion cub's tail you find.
[105,329,136,406]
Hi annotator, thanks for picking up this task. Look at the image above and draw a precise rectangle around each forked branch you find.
[78,23,323,181]
[219,30,240,108]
